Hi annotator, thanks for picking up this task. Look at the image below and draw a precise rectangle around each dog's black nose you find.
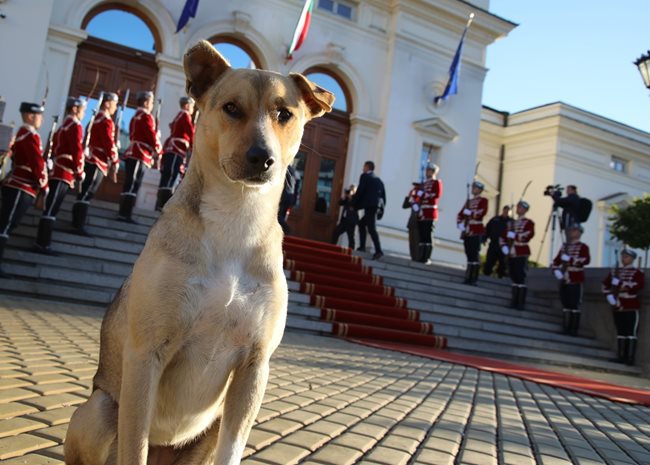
[246,145,275,171]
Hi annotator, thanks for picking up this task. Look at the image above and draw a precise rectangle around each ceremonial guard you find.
[457,181,487,284]
[34,97,86,253]
[409,163,443,264]
[602,249,645,365]
[73,92,119,235]
[0,102,47,277]
[551,224,590,335]
[156,96,195,211]
[119,91,160,222]
[501,200,535,309]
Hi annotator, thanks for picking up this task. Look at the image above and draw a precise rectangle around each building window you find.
[419,143,439,182]
[610,156,628,173]
[318,0,356,20]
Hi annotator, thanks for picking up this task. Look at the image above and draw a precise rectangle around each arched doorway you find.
[288,70,351,242]
[69,6,160,202]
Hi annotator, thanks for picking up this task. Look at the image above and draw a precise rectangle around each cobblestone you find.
[1,297,650,464]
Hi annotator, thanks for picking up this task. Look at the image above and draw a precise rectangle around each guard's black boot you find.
[463,264,472,284]
[626,339,637,366]
[562,310,571,334]
[0,235,11,279]
[424,244,433,263]
[569,311,580,336]
[611,338,626,363]
[71,202,92,236]
[118,195,138,224]
[510,286,519,308]
[34,217,58,255]
[155,189,173,212]
[517,286,527,310]
[471,263,480,285]
[417,243,427,263]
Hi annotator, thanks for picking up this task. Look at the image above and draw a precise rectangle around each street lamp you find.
[635,51,650,89]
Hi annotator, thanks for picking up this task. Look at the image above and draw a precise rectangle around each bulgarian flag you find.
[287,0,315,59]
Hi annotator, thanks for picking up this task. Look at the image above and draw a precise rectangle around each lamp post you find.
[635,51,650,89]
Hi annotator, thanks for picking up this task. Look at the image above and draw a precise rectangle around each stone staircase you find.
[0,194,640,377]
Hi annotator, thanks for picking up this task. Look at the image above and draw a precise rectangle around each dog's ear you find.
[290,73,335,119]
[184,40,231,101]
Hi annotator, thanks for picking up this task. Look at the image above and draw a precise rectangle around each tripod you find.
[535,207,563,265]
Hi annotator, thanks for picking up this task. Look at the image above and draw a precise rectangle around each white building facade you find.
[0,0,516,264]
[479,103,650,267]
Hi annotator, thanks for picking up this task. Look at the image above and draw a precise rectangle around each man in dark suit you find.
[353,161,386,260]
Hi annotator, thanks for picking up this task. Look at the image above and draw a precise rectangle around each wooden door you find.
[288,110,350,242]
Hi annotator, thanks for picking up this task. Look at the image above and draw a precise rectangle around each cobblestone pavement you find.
[1,297,650,465]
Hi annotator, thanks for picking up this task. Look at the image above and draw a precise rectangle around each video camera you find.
[543,184,563,199]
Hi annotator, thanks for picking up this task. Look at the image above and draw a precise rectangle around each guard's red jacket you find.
[409,178,443,220]
[162,110,194,160]
[602,266,645,310]
[500,217,535,257]
[50,115,84,187]
[4,125,48,197]
[87,110,118,175]
[123,108,161,168]
[552,241,590,283]
[457,196,488,236]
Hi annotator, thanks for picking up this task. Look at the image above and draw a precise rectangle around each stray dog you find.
[64,40,334,465]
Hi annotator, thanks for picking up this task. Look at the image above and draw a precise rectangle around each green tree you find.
[609,194,650,266]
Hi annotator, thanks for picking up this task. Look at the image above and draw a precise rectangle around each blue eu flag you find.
[176,0,200,33]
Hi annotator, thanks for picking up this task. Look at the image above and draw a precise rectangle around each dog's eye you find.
[223,102,241,118]
[277,108,293,124]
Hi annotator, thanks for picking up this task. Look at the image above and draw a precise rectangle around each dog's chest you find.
[189,259,272,349]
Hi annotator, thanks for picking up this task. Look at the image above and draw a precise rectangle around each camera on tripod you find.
[543,184,563,199]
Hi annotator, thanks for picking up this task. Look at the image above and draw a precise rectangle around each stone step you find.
[0,274,114,305]
[443,333,641,376]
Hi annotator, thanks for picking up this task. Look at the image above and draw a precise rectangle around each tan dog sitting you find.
[64,40,334,465]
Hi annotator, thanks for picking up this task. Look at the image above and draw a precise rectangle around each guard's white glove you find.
[507,231,516,239]
[83,147,90,158]
[611,277,620,286]
[416,190,423,197]
[463,208,471,216]
[116,140,121,150]
[46,159,53,171]
[501,245,510,255]
[561,254,570,262]
[553,269,564,280]
[412,204,420,213]
[457,223,465,231]
[606,294,617,306]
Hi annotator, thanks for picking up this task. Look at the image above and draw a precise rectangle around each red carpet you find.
[351,339,650,406]
[283,236,447,349]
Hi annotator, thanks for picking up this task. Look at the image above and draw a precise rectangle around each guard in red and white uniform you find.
[73,92,119,236]
[457,181,488,285]
[602,248,645,365]
[156,96,195,211]
[551,224,590,335]
[409,163,443,264]
[34,97,86,254]
[120,91,161,222]
[500,200,535,309]
[0,102,46,277]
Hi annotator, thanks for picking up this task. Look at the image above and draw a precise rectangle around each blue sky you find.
[483,0,650,133]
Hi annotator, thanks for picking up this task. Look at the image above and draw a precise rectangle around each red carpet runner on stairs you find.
[283,236,447,349]
[283,237,650,406]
